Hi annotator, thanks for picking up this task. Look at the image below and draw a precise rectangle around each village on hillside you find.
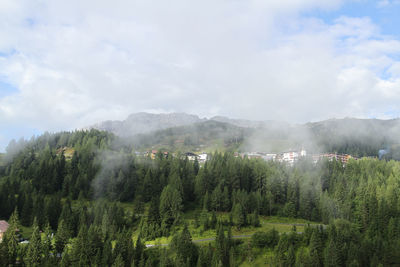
[140,148,358,166]
[237,149,357,166]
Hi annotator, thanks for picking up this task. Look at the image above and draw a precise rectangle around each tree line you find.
[1,130,400,265]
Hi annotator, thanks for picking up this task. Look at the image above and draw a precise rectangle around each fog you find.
[1,1,400,152]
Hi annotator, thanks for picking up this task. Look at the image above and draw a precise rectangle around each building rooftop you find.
[0,220,9,233]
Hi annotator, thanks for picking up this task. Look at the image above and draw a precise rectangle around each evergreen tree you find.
[42,223,53,264]
[232,203,246,230]
[25,219,43,267]
[159,185,182,234]
[296,247,311,267]
[287,245,295,267]
[309,230,323,267]
[55,219,71,255]
[4,209,20,266]
[171,223,197,265]
[112,253,125,267]
[69,224,89,266]
[134,235,145,267]
[102,237,113,266]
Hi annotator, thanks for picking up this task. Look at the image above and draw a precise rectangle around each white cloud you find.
[377,0,400,8]
[0,0,399,137]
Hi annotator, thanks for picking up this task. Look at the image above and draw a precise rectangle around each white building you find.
[278,149,307,165]
[198,153,208,162]
[281,151,299,164]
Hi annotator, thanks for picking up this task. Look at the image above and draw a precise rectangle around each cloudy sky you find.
[1,0,400,151]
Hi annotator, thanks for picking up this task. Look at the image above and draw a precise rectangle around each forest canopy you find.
[1,129,400,266]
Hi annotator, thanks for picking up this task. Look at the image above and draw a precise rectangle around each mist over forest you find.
[89,113,400,160]
[1,116,400,265]
[2,0,400,265]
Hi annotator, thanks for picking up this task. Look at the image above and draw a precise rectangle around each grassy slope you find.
[116,202,321,246]
[143,212,320,246]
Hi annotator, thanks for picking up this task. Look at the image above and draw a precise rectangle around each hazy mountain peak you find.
[90,112,205,137]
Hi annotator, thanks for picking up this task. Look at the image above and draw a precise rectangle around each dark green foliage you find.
[215,223,233,266]
[251,229,279,248]
[232,203,246,230]
[25,219,42,267]
[54,220,71,254]
[159,185,182,234]
[113,229,134,266]
[134,235,145,267]
[170,224,198,266]
[0,209,20,266]
[141,196,162,240]
[1,130,400,266]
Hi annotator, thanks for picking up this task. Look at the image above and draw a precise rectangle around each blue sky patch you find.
[0,126,42,153]
[0,80,18,98]
[303,1,400,37]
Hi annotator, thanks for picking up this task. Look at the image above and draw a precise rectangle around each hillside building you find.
[277,149,307,165]
[185,152,199,161]
[0,220,9,242]
[313,153,355,165]
[198,153,208,163]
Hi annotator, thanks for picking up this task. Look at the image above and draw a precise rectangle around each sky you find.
[1,0,400,151]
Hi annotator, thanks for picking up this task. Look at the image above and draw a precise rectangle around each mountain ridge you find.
[87,112,400,158]
[89,112,400,138]
[89,112,207,137]
[89,112,292,136]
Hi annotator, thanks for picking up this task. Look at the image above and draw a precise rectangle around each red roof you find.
[0,220,9,233]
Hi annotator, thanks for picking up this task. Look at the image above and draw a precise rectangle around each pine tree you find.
[159,185,182,233]
[222,186,231,211]
[113,229,134,266]
[102,237,113,266]
[25,219,43,267]
[21,193,33,226]
[229,247,235,267]
[203,191,210,211]
[112,253,125,267]
[309,230,323,267]
[55,219,71,255]
[296,247,311,267]
[215,224,230,266]
[324,239,341,267]
[134,235,145,267]
[42,223,53,264]
[232,203,246,230]
[287,245,296,267]
[86,225,104,265]
[4,209,20,265]
[59,247,71,267]
[69,224,89,266]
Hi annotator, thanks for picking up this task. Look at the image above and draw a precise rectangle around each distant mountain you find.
[89,112,205,137]
[89,113,400,158]
[210,116,266,128]
[305,118,400,157]
[307,118,400,138]
[210,116,288,129]
[89,112,286,137]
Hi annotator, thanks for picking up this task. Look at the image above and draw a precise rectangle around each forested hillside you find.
[127,120,247,152]
[1,130,400,266]
[92,113,400,159]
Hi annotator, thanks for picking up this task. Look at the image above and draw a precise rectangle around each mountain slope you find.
[90,113,400,158]
[126,120,249,151]
[90,112,205,137]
